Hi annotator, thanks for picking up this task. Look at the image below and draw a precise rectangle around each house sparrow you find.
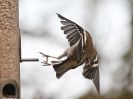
[40,13,100,94]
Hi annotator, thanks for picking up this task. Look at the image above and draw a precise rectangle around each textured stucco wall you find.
[0,0,20,98]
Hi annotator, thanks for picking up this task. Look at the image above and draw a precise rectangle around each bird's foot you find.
[41,61,51,66]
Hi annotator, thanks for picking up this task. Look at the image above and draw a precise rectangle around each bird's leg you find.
[39,52,62,65]
[51,51,67,64]
[57,51,67,59]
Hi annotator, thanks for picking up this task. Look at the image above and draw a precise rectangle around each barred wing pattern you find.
[82,55,100,94]
[57,13,84,61]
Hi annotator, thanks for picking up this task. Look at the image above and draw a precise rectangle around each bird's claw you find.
[41,60,52,66]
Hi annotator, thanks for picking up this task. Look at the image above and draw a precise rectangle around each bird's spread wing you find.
[57,13,84,61]
[57,13,84,47]
[82,55,100,95]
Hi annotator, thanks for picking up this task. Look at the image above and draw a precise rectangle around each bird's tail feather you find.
[93,67,100,95]
[83,66,100,95]
[53,59,69,79]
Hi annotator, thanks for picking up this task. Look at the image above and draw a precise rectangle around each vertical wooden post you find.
[0,0,20,99]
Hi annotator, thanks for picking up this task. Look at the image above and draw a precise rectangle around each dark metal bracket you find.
[20,58,39,62]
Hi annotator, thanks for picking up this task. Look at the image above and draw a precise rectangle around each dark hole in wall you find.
[2,84,16,97]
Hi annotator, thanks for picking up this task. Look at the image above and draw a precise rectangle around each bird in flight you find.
[40,13,100,95]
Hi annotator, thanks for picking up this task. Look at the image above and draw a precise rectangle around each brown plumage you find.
[52,13,100,94]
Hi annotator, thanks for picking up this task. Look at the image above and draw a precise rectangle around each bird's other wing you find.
[57,13,85,61]
[82,54,100,95]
